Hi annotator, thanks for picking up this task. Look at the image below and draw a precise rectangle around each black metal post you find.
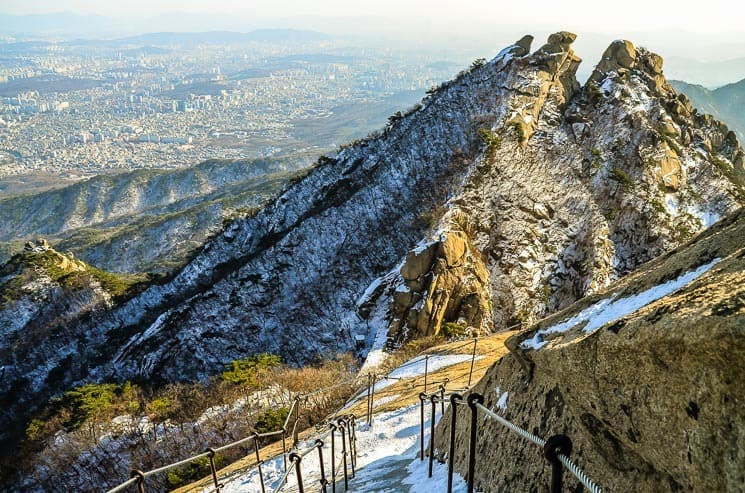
[466,393,484,493]
[294,397,301,446]
[282,428,287,471]
[428,393,437,478]
[544,434,573,493]
[424,355,429,392]
[447,393,463,493]
[338,419,349,491]
[347,417,356,476]
[419,392,427,461]
[316,439,328,493]
[330,423,337,493]
[439,384,446,415]
[349,415,358,466]
[468,338,477,386]
[253,434,266,493]
[206,447,221,493]
[130,470,145,493]
[289,452,304,493]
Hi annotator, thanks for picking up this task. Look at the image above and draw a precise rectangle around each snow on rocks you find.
[521,258,721,350]
[494,387,509,411]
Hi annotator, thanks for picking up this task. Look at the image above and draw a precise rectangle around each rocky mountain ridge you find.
[1,32,743,476]
[670,77,745,142]
[0,157,309,273]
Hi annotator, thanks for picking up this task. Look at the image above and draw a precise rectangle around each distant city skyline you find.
[2,0,744,34]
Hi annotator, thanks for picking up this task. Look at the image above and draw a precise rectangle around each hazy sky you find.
[2,0,744,34]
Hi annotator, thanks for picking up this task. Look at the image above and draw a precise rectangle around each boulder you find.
[399,242,438,281]
[513,35,534,56]
[590,40,637,83]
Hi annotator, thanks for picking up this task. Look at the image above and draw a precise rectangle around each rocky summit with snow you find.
[1,31,744,485]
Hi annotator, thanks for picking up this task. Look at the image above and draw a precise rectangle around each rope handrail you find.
[273,459,296,491]
[468,398,603,493]
[106,477,138,493]
[145,450,213,477]
[474,402,546,447]
[557,454,603,493]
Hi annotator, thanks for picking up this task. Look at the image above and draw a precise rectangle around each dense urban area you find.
[0,32,460,184]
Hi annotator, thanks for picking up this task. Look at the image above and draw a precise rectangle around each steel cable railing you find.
[104,376,360,493]
[417,387,604,493]
[104,330,518,493]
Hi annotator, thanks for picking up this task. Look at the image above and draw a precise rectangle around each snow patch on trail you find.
[373,354,481,393]
[217,403,467,492]
[521,258,720,350]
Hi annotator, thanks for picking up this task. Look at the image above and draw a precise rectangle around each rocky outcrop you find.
[1,33,744,480]
[387,231,491,343]
[434,208,745,492]
[590,39,637,83]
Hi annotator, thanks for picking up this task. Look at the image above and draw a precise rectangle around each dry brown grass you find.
[174,331,516,492]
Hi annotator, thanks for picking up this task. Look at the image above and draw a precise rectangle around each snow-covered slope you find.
[1,32,744,472]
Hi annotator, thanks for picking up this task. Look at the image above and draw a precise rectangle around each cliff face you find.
[434,208,745,492]
[1,32,743,462]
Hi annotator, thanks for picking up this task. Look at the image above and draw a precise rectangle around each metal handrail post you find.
[253,434,266,493]
[419,392,427,460]
[330,424,337,493]
[205,448,221,493]
[338,419,349,491]
[544,435,572,493]
[130,470,145,493]
[447,394,463,493]
[466,393,485,493]
[289,453,305,493]
[316,439,328,493]
[428,393,437,478]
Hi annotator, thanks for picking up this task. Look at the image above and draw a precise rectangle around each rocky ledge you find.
[434,208,745,491]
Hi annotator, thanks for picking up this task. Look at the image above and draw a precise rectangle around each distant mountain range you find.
[671,78,745,141]
[664,56,745,88]
[0,12,330,44]
[116,29,331,46]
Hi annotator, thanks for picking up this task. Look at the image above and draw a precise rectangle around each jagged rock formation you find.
[1,33,744,479]
[671,77,745,142]
[434,207,745,492]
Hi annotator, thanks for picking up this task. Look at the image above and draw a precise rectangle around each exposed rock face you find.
[1,33,744,475]
[434,208,745,492]
[590,39,637,83]
[388,231,491,343]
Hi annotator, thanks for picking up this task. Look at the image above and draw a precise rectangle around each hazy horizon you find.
[2,2,745,87]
